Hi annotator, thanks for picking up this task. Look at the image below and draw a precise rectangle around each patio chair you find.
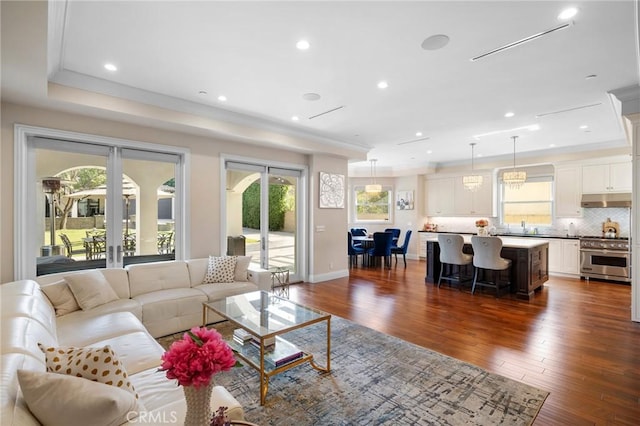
[59,233,86,259]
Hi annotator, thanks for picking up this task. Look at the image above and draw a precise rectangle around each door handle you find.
[117,245,122,263]
[108,245,114,262]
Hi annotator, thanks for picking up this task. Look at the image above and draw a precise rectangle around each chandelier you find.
[462,142,483,192]
[365,159,382,193]
[502,135,527,189]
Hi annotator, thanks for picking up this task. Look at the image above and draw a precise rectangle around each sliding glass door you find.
[16,130,185,278]
[225,160,305,282]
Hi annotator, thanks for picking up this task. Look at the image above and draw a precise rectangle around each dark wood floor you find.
[288,259,640,425]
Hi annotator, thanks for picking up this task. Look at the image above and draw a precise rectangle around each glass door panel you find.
[267,170,297,274]
[121,149,178,265]
[34,142,110,275]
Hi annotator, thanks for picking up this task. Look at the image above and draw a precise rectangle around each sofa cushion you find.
[1,317,57,358]
[40,279,81,316]
[1,353,49,426]
[133,288,207,338]
[64,270,119,310]
[17,369,139,426]
[127,261,191,297]
[56,311,147,347]
[88,331,165,376]
[38,344,138,398]
[1,280,58,338]
[204,256,237,283]
[195,281,258,302]
[37,269,131,300]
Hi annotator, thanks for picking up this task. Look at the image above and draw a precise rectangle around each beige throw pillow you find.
[38,343,138,399]
[234,255,252,282]
[203,256,237,283]
[64,270,118,310]
[17,369,139,426]
[40,280,81,316]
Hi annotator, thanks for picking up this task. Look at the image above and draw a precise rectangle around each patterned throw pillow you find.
[38,343,138,399]
[203,256,237,283]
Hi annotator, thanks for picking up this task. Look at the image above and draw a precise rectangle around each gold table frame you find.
[203,292,331,405]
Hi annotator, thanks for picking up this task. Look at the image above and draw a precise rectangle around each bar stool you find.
[437,234,473,288]
[470,236,512,297]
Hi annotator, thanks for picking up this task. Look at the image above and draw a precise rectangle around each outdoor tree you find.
[56,168,106,229]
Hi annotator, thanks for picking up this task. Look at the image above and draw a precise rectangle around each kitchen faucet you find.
[521,220,526,233]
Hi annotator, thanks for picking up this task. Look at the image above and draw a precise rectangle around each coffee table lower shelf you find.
[228,336,326,405]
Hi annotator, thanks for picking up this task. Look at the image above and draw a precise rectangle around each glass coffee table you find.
[203,291,331,405]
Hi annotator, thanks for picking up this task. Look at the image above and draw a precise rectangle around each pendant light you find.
[502,135,527,189]
[365,159,382,193]
[462,142,483,191]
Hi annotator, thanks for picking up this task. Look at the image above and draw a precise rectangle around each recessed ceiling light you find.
[416,132,422,137]
[427,150,433,154]
[217,95,227,102]
[302,93,321,101]
[558,7,578,21]
[580,125,588,129]
[421,34,450,51]
[104,63,117,71]
[504,112,515,118]
[291,116,299,121]
[549,144,556,147]
[296,40,310,50]
[377,81,388,89]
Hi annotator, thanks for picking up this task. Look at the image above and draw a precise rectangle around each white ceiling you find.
[3,1,639,174]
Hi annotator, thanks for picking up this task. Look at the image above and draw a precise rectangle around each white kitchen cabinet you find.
[453,173,493,216]
[418,232,431,258]
[555,166,582,217]
[548,239,580,275]
[582,162,632,193]
[426,178,454,216]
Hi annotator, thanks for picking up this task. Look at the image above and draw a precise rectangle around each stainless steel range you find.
[580,237,631,283]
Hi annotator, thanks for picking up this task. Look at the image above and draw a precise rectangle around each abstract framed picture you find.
[396,190,414,210]
[319,172,345,208]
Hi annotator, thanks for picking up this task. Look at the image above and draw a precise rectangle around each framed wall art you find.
[319,172,345,208]
[396,190,414,210]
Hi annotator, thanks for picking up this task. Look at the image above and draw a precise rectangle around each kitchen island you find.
[425,235,549,300]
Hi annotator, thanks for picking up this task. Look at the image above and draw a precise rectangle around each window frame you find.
[352,185,393,224]
[499,175,554,227]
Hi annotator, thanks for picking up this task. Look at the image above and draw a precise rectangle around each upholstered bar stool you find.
[437,234,473,288]
[470,236,512,297]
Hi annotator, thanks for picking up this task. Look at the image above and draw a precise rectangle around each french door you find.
[15,126,186,279]
[224,160,306,282]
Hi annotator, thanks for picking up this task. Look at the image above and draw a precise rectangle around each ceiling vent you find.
[308,106,345,120]
[397,136,431,146]
[471,22,573,62]
[535,102,602,118]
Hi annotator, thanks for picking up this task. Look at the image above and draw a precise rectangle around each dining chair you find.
[59,233,85,259]
[347,232,365,267]
[391,230,412,267]
[367,232,393,269]
[437,234,473,288]
[470,236,512,297]
[90,236,107,260]
[384,228,401,247]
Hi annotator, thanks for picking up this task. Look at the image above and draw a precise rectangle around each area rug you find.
[158,316,548,425]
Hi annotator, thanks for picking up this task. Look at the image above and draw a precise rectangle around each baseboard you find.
[308,269,349,283]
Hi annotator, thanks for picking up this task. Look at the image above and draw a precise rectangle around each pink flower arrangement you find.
[160,327,236,388]
[475,219,489,228]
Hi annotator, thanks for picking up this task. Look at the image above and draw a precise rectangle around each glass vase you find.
[183,382,214,426]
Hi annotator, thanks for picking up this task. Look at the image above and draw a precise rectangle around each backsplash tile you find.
[425,207,631,238]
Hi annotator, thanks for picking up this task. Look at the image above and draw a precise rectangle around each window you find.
[353,186,392,222]
[500,176,553,226]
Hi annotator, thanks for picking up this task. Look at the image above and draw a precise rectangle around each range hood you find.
[581,193,632,208]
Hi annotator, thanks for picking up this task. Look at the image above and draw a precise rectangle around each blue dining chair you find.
[350,228,368,237]
[385,228,401,247]
[348,232,365,267]
[391,230,412,267]
[367,232,393,269]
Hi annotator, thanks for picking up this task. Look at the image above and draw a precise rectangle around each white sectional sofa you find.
[1,258,272,426]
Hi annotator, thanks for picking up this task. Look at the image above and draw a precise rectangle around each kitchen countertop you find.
[422,233,550,248]
[418,230,579,240]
